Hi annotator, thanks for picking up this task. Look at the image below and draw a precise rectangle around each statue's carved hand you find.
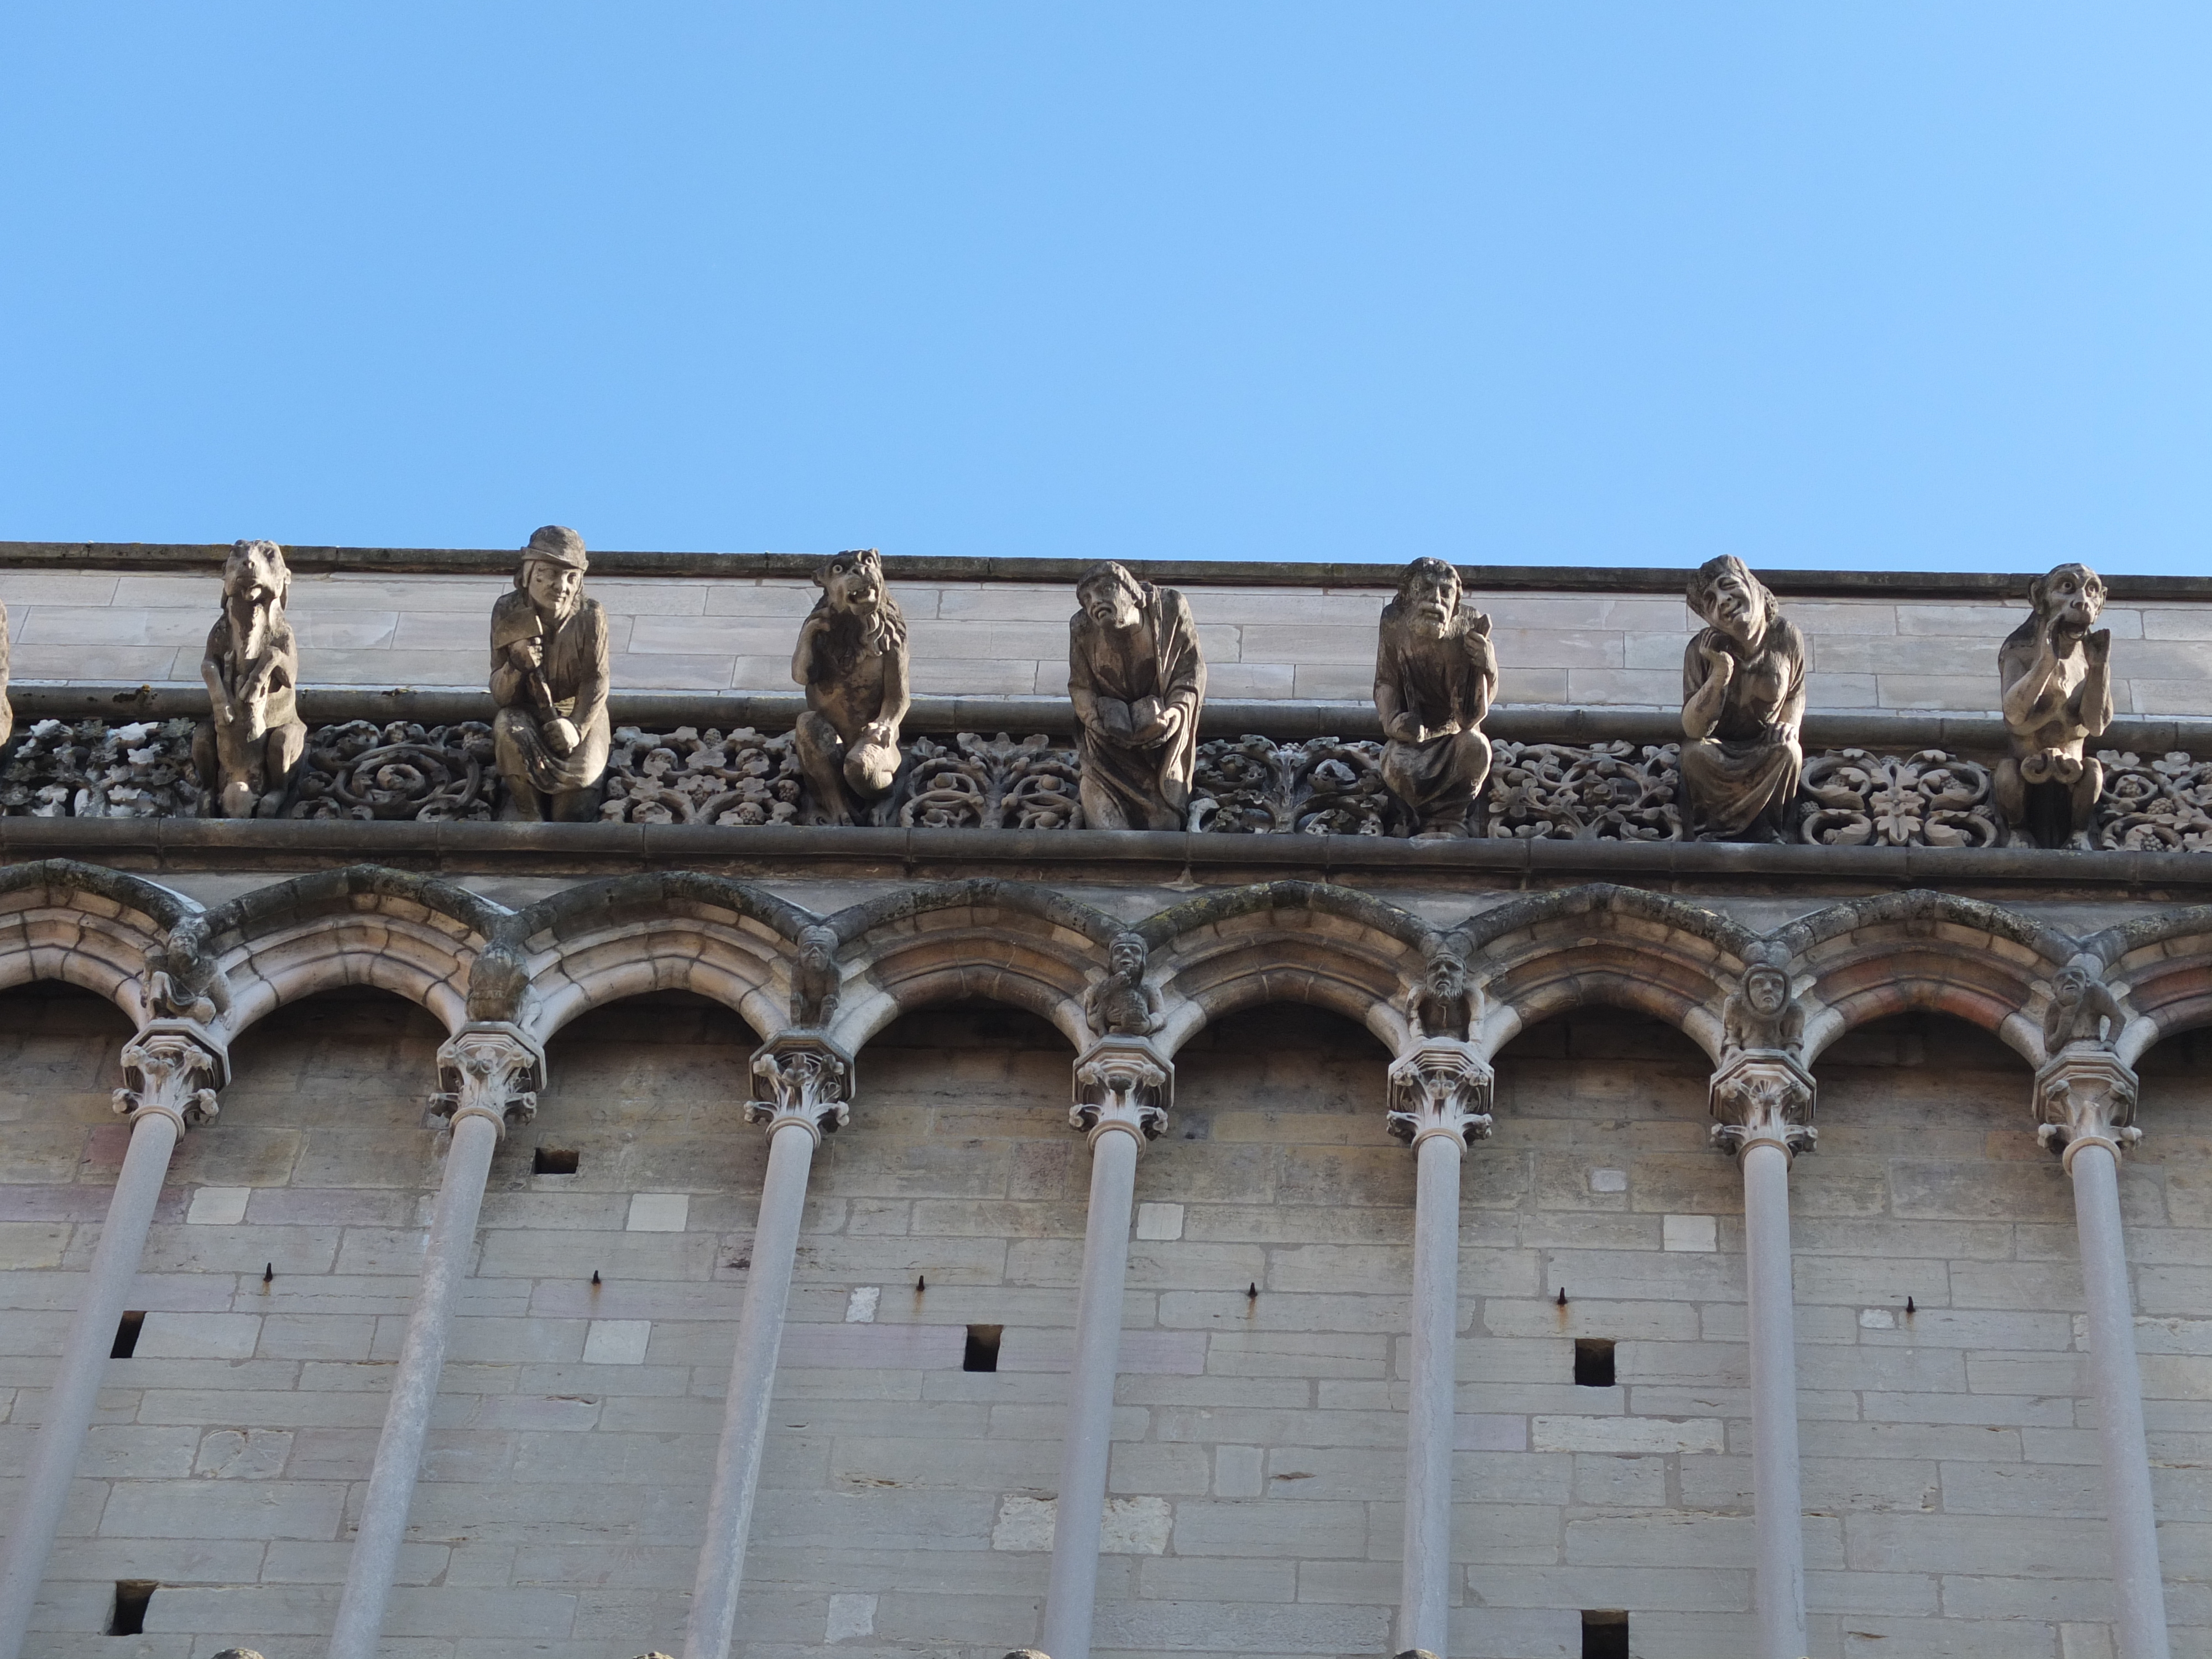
[513,637,545,671]
[2084,628,2111,667]
[1700,641,1736,686]
[544,717,580,758]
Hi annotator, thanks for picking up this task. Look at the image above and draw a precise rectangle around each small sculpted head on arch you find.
[1084,930,1162,1037]
[790,924,843,1029]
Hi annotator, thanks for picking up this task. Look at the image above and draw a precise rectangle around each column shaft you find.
[1396,1131,1463,1657]
[2069,1140,2171,1659]
[1741,1140,1807,1659]
[0,1109,180,1659]
[328,1109,501,1659]
[684,1120,818,1659]
[1040,1124,1141,1659]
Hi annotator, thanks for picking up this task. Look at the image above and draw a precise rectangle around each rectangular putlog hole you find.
[1581,1609,1627,1659]
[1574,1337,1616,1388]
[962,1324,1004,1373]
[111,1311,145,1359]
[109,1582,156,1636]
[533,1146,580,1176]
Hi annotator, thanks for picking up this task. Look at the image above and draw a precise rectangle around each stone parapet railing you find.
[11,703,2212,852]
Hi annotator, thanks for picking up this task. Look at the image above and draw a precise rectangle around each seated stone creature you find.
[194,539,308,818]
[792,548,910,825]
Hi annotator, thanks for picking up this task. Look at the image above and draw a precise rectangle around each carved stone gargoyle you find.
[1084,931,1162,1039]
[2034,962,2141,1161]
[1373,558,1496,839]
[1996,563,2114,849]
[789,924,842,1030]
[791,548,910,826]
[1710,951,1814,1158]
[1681,555,1808,843]
[1068,561,1206,831]
[194,539,308,818]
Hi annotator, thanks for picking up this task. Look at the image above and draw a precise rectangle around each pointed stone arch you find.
[823,879,1123,1053]
[1450,884,1755,1064]
[503,872,817,1044]
[1136,881,1436,1058]
[0,858,199,1025]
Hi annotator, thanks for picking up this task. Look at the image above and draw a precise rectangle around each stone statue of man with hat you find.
[491,524,612,821]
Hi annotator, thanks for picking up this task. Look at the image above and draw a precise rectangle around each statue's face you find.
[1404,567,1459,638]
[1110,936,1146,977]
[2054,966,2089,1003]
[2039,565,2105,638]
[1702,566,1761,644]
[225,541,286,607]
[1427,957,1463,998]
[1078,570,1143,631]
[524,559,583,619]
[1746,967,1787,1016]
[820,551,885,620]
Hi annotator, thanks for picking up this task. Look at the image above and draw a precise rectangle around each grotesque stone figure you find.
[1067,561,1206,830]
[491,525,611,822]
[193,539,308,818]
[465,943,531,1026]
[2043,962,2126,1054]
[790,924,843,1029]
[0,595,12,754]
[791,547,910,825]
[1407,945,1478,1042]
[1085,930,1163,1036]
[1721,953,1804,1058]
[1373,558,1498,838]
[145,922,230,1027]
[1681,555,1807,842]
[1997,562,2113,849]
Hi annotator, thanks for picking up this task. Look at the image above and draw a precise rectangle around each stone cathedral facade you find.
[0,539,2208,1659]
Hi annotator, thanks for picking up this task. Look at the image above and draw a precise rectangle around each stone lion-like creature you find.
[792,548,910,825]
[194,539,308,818]
[1997,562,2113,849]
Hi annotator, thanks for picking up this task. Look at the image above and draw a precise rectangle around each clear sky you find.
[2,5,2208,575]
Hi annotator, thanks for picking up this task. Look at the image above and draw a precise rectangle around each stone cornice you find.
[3,540,2209,602]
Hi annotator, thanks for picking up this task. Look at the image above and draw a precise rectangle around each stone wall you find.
[12,568,2212,714]
[8,985,2207,1659]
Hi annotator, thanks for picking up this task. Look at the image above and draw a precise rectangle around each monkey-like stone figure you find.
[1406,946,1479,1042]
[1720,955,1805,1060]
[2043,963,2126,1055]
[790,924,843,1029]
[791,548,910,825]
[491,526,611,823]
[1084,931,1162,1037]
[1068,561,1206,831]
[1373,558,1498,838]
[1681,556,1807,842]
[1997,563,2114,850]
[193,539,309,818]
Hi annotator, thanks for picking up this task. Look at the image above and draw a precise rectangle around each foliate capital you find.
[747,1033,854,1142]
[113,1021,229,1133]
[1709,1048,1817,1160]
[2034,1046,2141,1167]
[1072,1034,1171,1145]
[426,1022,544,1136]
[1386,1039,1494,1148]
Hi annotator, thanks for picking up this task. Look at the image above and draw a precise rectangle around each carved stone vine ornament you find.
[748,1034,854,1140]
[424,1025,543,1135]
[1072,1034,1171,1143]
[1386,1042,1494,1148]
[113,1024,227,1132]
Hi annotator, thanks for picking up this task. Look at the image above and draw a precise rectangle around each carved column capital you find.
[1387,1040,1494,1149]
[1072,1035,1171,1146]
[425,1023,544,1137]
[747,1032,854,1144]
[2034,1045,2141,1169]
[1709,1048,1817,1161]
[112,1020,229,1133]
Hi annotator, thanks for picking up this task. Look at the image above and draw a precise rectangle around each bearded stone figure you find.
[1068,561,1206,831]
[1084,931,1163,1036]
[791,547,910,825]
[1374,557,1498,838]
[490,525,611,822]
[1681,556,1807,842]
[1997,562,2114,849]
[1406,946,1478,1042]
[2043,962,2126,1054]
[194,539,309,818]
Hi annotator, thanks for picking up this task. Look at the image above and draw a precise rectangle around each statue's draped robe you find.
[1681,618,1807,836]
[1069,585,1206,831]
[490,591,612,796]
[1375,606,1496,833]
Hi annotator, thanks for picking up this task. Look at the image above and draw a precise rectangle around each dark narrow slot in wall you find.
[109,1582,156,1636]
[1581,1609,1628,1659]
[1573,1338,1616,1387]
[111,1310,145,1359]
[963,1324,1003,1372]
[533,1147,580,1175]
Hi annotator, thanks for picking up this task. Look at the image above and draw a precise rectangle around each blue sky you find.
[2,5,2207,574]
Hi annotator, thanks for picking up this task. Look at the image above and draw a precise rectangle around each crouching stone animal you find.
[195,539,307,817]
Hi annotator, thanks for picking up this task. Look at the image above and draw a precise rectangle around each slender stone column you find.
[2037,1047,2171,1659]
[0,1024,225,1659]
[1040,1036,1171,1659]
[328,1024,542,1659]
[1710,1049,1815,1659]
[684,1034,853,1659]
[1386,1041,1493,1659]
